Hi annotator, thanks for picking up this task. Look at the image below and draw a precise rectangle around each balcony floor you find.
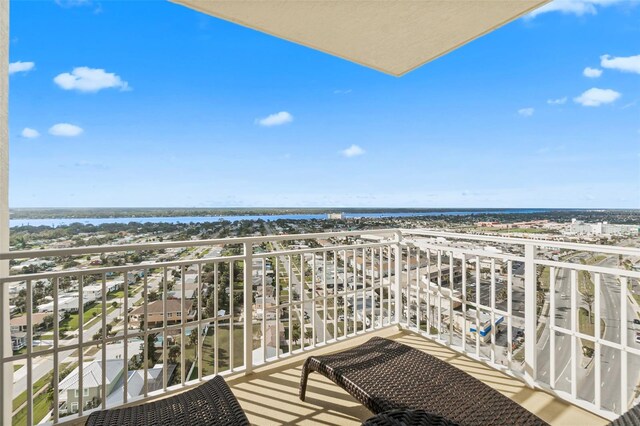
[226,327,608,426]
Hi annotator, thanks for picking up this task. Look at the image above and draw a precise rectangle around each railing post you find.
[523,243,537,386]
[394,231,403,325]
[243,242,253,374]
[0,1,11,425]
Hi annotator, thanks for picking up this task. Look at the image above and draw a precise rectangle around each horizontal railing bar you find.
[536,258,640,279]
[0,254,247,283]
[550,326,640,356]
[253,241,393,258]
[421,245,524,262]
[0,229,400,260]
[403,229,640,256]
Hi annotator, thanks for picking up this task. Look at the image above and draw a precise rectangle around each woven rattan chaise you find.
[299,336,548,426]
[85,375,249,426]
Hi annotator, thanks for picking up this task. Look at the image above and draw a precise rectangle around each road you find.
[536,267,582,395]
[580,256,640,413]
[536,255,640,414]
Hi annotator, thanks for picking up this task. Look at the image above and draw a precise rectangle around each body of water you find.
[10,209,551,228]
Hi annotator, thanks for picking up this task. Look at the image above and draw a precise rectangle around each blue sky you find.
[8,0,640,209]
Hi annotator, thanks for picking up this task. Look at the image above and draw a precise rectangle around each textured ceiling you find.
[171,0,549,76]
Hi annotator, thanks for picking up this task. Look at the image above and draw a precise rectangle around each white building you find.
[37,294,94,314]
[568,219,639,236]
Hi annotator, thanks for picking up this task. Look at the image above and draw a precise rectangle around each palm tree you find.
[583,291,595,324]
[291,323,301,345]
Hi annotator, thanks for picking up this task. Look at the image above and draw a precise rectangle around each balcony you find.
[1,229,639,425]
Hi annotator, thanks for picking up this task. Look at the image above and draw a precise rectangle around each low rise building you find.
[58,360,124,415]
[128,299,195,328]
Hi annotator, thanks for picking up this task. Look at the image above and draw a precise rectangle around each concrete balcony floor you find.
[226,327,608,425]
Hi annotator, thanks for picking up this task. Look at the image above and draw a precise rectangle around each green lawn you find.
[578,270,595,296]
[13,364,23,372]
[514,349,525,362]
[84,305,116,329]
[497,228,551,234]
[12,388,51,426]
[184,325,259,378]
[107,290,125,300]
[538,267,550,291]
[12,370,53,411]
[13,345,50,356]
[107,285,142,300]
[578,307,605,351]
[60,303,99,331]
[627,281,640,307]
[60,303,115,332]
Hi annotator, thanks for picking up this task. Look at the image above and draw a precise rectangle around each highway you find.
[536,256,640,413]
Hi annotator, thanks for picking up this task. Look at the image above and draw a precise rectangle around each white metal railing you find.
[1,229,639,425]
[400,229,640,420]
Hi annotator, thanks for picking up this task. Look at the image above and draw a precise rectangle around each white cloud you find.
[527,0,627,18]
[49,123,84,137]
[256,111,293,127]
[9,61,35,75]
[341,144,365,158]
[518,107,535,117]
[583,67,603,78]
[574,88,621,106]
[547,97,568,105]
[21,128,40,139]
[600,54,640,74]
[54,67,130,93]
[333,89,353,95]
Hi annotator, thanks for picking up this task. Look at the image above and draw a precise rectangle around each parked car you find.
[633,318,640,325]
[636,332,640,344]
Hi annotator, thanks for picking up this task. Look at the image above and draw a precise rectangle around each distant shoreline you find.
[9,209,556,228]
[7,207,610,220]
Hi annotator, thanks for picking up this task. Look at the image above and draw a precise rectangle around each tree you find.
[583,291,595,324]
[291,323,301,345]
[466,289,476,303]
[205,293,217,318]
[42,314,54,331]
[496,288,508,303]
[139,333,159,367]
[168,344,181,364]
[304,329,313,344]
[189,329,199,347]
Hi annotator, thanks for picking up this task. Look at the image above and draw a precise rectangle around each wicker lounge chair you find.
[362,404,640,426]
[299,336,548,426]
[362,409,459,425]
[611,403,640,426]
[85,375,249,426]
